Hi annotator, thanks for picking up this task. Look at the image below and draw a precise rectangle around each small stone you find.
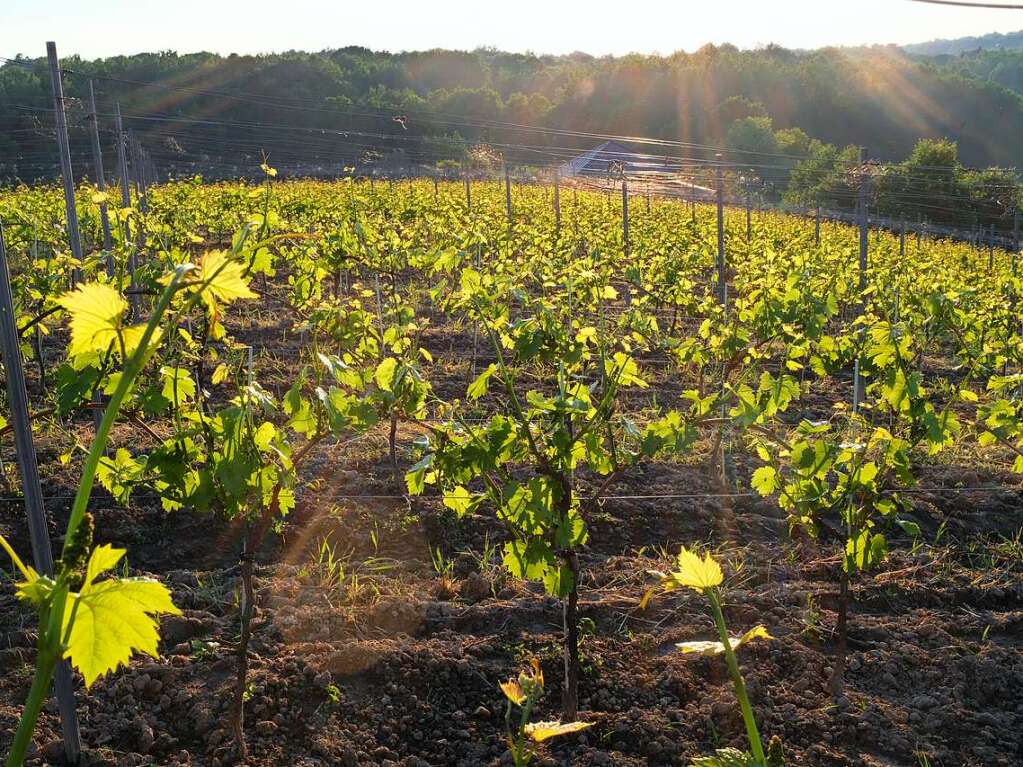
[313,671,332,689]
[255,720,278,736]
[41,741,66,763]
[459,572,491,602]
[911,694,937,711]
[473,705,491,720]
[137,720,155,754]
[161,614,205,645]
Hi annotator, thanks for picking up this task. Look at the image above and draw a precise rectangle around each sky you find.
[3,0,1023,59]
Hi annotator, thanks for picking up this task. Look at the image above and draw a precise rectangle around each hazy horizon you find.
[4,0,1023,60]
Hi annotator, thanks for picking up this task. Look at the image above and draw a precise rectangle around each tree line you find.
[1,43,1022,233]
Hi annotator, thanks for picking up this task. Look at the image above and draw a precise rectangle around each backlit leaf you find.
[63,546,181,687]
[677,625,772,656]
[524,720,592,742]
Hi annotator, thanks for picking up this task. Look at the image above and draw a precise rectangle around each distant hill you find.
[5,43,1023,180]
[926,48,1023,100]
[904,30,1023,56]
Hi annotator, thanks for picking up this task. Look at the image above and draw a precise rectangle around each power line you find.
[70,67,1023,171]
[4,57,1023,176]
[6,97,1016,187]
[0,484,1018,506]
[908,0,1023,7]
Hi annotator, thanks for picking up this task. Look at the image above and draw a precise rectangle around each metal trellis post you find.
[0,223,83,763]
[46,41,84,288]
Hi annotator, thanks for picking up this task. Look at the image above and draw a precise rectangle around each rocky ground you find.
[2,438,1022,766]
[1,283,1022,766]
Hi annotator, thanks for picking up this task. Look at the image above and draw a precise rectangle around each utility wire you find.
[3,49,1023,176]
[907,0,1023,7]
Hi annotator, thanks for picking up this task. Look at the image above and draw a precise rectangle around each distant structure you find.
[559,140,715,199]
[559,140,656,177]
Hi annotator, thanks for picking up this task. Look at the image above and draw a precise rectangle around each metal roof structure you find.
[559,140,676,178]
[559,140,717,199]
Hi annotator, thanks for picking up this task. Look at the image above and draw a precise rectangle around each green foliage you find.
[1,264,202,765]
[499,659,591,767]
[3,170,1023,763]
[7,44,1023,180]
[646,548,779,767]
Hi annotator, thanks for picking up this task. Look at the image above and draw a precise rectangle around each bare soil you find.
[2,278,1022,767]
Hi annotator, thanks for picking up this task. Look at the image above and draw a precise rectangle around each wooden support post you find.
[115,105,140,317]
[713,160,731,494]
[114,103,131,211]
[622,177,629,257]
[46,41,84,287]
[745,187,751,243]
[815,202,821,246]
[573,188,578,237]
[553,171,561,239]
[87,81,114,264]
[0,223,83,763]
[129,132,148,213]
[854,147,869,412]
[896,220,906,325]
[139,145,151,211]
[858,148,869,293]
[128,133,148,274]
[504,163,512,226]
[1014,208,1020,259]
[989,224,995,271]
[85,82,111,435]
[715,156,726,308]
[464,173,471,213]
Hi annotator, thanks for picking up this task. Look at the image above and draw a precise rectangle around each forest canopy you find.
[2,43,1022,231]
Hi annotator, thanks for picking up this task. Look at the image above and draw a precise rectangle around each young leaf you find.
[58,283,127,360]
[524,720,592,742]
[499,679,526,706]
[670,547,724,592]
[751,466,779,496]
[442,485,473,516]
[375,357,398,392]
[467,363,497,400]
[197,250,258,311]
[676,625,772,656]
[0,533,32,581]
[63,545,181,687]
[690,748,758,767]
